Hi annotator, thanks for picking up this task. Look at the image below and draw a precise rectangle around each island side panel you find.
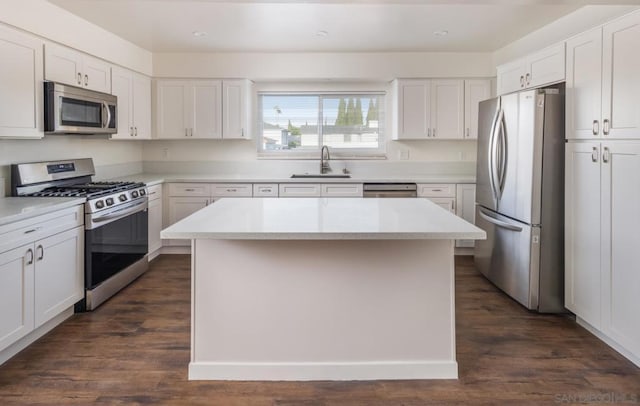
[190,238,457,381]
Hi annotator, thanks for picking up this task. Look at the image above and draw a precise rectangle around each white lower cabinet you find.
[168,197,210,246]
[0,205,84,359]
[566,141,640,365]
[253,184,278,197]
[34,226,83,328]
[321,184,363,197]
[0,244,34,352]
[147,184,163,256]
[455,184,476,248]
[279,184,321,197]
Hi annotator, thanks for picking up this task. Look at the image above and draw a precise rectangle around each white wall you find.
[1,0,152,75]
[493,5,640,66]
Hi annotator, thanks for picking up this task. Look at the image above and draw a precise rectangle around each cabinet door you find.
[223,79,250,139]
[321,184,363,197]
[0,244,34,352]
[456,184,476,248]
[431,80,464,139]
[496,58,526,95]
[148,197,163,254]
[464,80,491,139]
[526,43,565,88]
[34,226,84,328]
[0,25,43,138]
[44,43,83,87]
[82,55,111,93]
[565,142,602,328]
[279,184,321,197]
[168,197,209,246]
[191,80,222,139]
[566,28,603,140]
[110,67,134,139]
[602,13,640,139]
[427,197,455,213]
[132,73,152,139]
[395,79,430,140]
[253,184,279,197]
[156,80,189,139]
[601,142,640,357]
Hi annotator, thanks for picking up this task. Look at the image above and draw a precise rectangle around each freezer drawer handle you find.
[478,209,523,232]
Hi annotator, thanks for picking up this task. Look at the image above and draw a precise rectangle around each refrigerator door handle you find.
[489,108,504,203]
[478,207,523,232]
[497,113,508,196]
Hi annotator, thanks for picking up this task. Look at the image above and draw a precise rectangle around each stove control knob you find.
[119,194,128,202]
[95,200,105,209]
[139,189,146,196]
[106,198,114,206]
[131,190,139,198]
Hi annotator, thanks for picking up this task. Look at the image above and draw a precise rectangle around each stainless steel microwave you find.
[44,81,117,134]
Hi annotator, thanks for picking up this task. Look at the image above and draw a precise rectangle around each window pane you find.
[322,96,382,149]
[261,95,319,151]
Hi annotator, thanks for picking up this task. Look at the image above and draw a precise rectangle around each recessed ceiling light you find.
[316,30,329,38]
[433,30,449,37]
[192,31,207,37]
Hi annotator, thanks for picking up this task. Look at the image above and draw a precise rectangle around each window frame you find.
[255,85,387,159]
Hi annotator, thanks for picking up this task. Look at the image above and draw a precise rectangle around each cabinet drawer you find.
[417,184,456,198]
[321,184,363,197]
[427,197,456,213]
[168,183,210,197]
[279,184,321,197]
[253,184,279,197]
[0,205,84,255]
[211,184,252,197]
[146,184,162,201]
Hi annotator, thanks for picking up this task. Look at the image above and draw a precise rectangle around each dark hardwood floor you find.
[0,255,638,405]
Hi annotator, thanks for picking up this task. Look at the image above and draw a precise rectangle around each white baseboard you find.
[576,317,640,368]
[0,307,74,366]
[189,360,458,381]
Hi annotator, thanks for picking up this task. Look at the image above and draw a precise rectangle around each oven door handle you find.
[92,200,147,224]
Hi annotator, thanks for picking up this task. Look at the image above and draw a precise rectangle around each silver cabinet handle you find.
[184,188,196,192]
[226,189,237,192]
[36,245,44,261]
[603,146,610,163]
[520,75,525,87]
[525,73,531,86]
[427,128,431,138]
[185,128,188,137]
[24,227,42,234]
[432,128,436,138]
[84,74,88,87]
[77,72,82,85]
[134,127,138,137]
[603,119,610,136]
[263,188,272,192]
[26,248,34,265]
[592,146,599,163]
[465,128,470,138]
[190,128,193,137]
[592,120,599,136]
[130,126,134,136]
[241,128,244,137]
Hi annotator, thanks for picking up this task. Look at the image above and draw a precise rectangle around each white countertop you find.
[110,173,476,186]
[161,197,486,240]
[0,197,86,227]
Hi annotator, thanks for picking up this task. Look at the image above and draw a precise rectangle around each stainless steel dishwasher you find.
[363,183,417,198]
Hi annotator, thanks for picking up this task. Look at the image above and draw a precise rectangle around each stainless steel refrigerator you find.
[474,88,565,313]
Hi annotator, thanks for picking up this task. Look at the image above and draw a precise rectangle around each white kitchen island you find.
[161,198,485,381]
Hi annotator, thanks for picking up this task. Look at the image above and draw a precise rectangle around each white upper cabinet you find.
[111,67,152,139]
[0,25,43,139]
[222,79,252,139]
[393,79,465,140]
[602,12,640,139]
[464,79,492,139]
[497,43,565,95]
[566,28,603,140]
[430,80,464,139]
[393,79,431,140]
[44,43,111,93]
[566,12,640,140]
[156,79,250,140]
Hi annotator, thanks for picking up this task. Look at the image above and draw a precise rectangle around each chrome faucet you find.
[320,145,332,174]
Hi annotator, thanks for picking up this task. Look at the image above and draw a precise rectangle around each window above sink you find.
[257,91,386,159]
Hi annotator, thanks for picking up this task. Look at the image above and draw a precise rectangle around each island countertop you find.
[161,197,486,240]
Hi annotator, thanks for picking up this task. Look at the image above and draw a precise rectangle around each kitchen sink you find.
[290,174,351,179]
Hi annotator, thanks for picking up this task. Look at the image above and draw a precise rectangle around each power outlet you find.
[399,150,410,160]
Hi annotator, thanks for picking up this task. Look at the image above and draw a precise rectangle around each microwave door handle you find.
[102,102,112,129]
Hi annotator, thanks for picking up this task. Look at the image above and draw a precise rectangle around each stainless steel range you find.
[11,158,149,311]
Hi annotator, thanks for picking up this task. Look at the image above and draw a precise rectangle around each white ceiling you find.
[46,0,634,53]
